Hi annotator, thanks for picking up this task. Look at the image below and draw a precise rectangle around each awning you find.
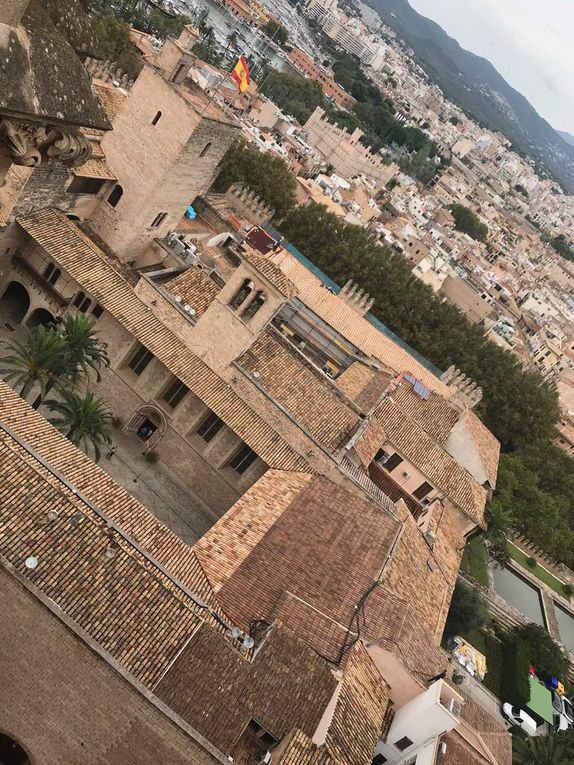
[527,677,554,724]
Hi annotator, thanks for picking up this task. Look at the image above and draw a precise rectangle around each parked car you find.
[502,703,538,736]
[553,713,570,732]
[552,693,574,726]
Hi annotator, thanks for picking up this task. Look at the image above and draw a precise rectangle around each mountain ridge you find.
[366,0,574,193]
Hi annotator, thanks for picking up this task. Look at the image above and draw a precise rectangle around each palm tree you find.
[45,389,113,461]
[57,314,109,384]
[513,734,567,765]
[0,326,69,406]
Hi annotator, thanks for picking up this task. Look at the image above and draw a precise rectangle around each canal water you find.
[491,565,546,627]
[555,603,574,653]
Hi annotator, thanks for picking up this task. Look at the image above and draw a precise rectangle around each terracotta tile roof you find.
[277,731,334,765]
[199,473,401,640]
[16,209,312,474]
[237,330,361,452]
[274,252,449,394]
[390,383,500,488]
[336,362,392,412]
[0,399,233,687]
[241,246,296,297]
[457,410,501,488]
[374,397,488,527]
[164,267,220,318]
[72,156,117,181]
[325,643,391,765]
[390,384,460,442]
[92,79,128,123]
[155,622,337,756]
[0,381,218,601]
[194,471,312,592]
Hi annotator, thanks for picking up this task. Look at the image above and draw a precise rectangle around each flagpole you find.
[200,38,239,116]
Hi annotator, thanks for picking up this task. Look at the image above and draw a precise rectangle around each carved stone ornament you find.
[0,118,92,168]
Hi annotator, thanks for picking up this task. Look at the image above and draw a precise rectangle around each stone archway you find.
[0,281,30,324]
[26,307,56,328]
[0,732,31,765]
[124,405,167,452]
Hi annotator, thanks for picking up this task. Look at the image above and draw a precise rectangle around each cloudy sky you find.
[408,0,574,135]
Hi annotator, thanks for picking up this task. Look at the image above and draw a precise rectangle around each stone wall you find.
[303,108,399,185]
[89,65,239,263]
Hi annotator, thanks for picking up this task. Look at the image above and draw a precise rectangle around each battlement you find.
[339,279,375,316]
[441,364,483,408]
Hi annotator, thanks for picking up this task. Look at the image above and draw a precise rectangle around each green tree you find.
[262,20,288,47]
[281,203,560,451]
[46,389,113,461]
[515,623,568,679]
[258,68,325,123]
[513,734,568,765]
[87,11,143,79]
[549,234,574,261]
[443,579,488,639]
[213,140,297,218]
[450,203,489,242]
[485,502,512,568]
[0,326,69,407]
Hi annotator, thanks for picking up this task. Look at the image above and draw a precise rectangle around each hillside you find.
[366,0,574,193]
[557,130,574,148]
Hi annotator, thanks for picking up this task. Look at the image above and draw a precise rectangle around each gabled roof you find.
[373,397,488,527]
[237,330,361,453]
[154,622,337,756]
[16,209,312,474]
[195,472,402,642]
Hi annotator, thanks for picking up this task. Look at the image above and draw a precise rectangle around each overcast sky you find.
[408,0,574,135]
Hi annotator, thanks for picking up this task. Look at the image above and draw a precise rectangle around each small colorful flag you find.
[232,55,251,94]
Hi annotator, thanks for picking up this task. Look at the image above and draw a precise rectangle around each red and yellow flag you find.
[232,55,251,94]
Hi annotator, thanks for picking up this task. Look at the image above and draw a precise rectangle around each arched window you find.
[151,212,168,228]
[230,279,254,310]
[241,290,267,320]
[44,263,61,286]
[107,184,123,208]
[73,291,85,308]
[79,297,91,313]
[151,110,162,126]
[199,142,212,158]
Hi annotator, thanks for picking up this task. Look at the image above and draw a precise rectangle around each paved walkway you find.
[99,429,220,545]
[458,673,508,727]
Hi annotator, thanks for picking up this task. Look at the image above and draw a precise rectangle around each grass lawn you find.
[507,541,570,598]
[461,535,489,587]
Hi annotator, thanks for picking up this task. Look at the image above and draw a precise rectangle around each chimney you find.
[441,364,483,409]
[0,0,30,26]
[339,279,374,317]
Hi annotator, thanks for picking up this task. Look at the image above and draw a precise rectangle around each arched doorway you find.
[124,405,167,452]
[0,282,30,324]
[26,308,56,328]
[0,732,31,765]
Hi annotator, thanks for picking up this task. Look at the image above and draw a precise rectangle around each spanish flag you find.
[232,55,251,94]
